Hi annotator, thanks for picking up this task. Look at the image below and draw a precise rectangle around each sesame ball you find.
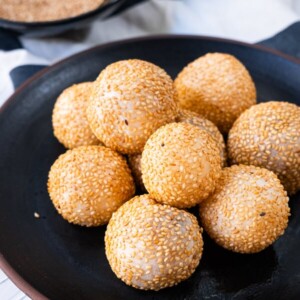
[142,122,222,208]
[52,82,101,149]
[228,101,300,195]
[87,59,178,154]
[127,108,226,193]
[105,195,203,290]
[127,154,146,192]
[176,109,227,166]
[174,53,256,133]
[199,165,290,254]
[48,145,135,226]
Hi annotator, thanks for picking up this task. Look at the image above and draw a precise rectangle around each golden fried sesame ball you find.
[105,194,203,290]
[174,53,256,134]
[142,123,222,208]
[176,109,227,166]
[200,165,290,254]
[228,101,300,195]
[87,59,178,154]
[52,82,101,149]
[48,145,135,226]
[127,154,146,192]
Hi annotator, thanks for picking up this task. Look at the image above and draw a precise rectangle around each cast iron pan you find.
[0,0,145,37]
[0,35,300,300]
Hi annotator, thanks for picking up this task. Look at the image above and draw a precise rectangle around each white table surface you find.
[1,0,300,299]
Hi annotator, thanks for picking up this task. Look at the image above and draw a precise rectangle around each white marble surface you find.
[0,269,29,300]
[1,0,300,299]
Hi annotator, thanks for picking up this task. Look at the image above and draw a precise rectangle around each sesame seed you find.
[174,53,256,134]
[176,109,227,166]
[86,59,178,154]
[52,82,102,149]
[105,195,203,290]
[48,145,135,227]
[141,122,222,208]
[228,101,300,195]
[199,165,290,254]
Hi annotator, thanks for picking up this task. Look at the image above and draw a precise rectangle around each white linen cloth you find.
[0,0,300,299]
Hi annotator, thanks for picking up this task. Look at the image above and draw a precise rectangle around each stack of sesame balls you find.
[48,54,299,291]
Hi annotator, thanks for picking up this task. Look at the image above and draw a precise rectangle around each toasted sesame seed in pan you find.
[105,195,203,290]
[199,165,290,254]
[87,59,178,154]
[52,82,101,149]
[174,53,256,134]
[0,0,105,22]
[47,145,135,227]
[142,122,222,208]
[228,101,300,195]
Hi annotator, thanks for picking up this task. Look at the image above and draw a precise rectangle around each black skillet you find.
[0,31,300,300]
[0,0,145,37]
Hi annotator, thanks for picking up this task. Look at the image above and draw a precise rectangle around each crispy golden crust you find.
[105,195,203,290]
[128,109,226,192]
[200,165,290,253]
[175,53,256,133]
[52,82,101,149]
[228,101,300,195]
[48,146,135,226]
[142,122,222,208]
[87,59,178,154]
[176,109,227,166]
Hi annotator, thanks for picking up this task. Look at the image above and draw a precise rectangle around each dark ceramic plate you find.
[0,0,144,37]
[0,36,300,300]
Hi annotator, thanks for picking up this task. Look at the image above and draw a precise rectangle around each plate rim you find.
[1,34,300,115]
[1,34,300,299]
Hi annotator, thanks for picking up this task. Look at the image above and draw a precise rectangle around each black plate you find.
[0,36,300,300]
[0,0,128,37]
